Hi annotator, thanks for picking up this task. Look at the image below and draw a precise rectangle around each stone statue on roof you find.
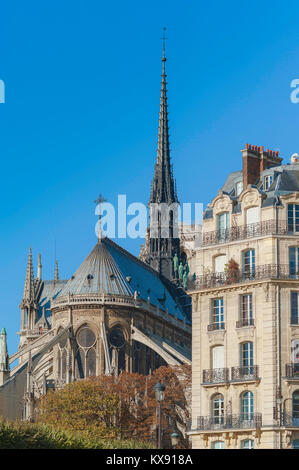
[184,260,190,276]
[178,262,184,282]
[183,270,188,290]
[173,253,179,278]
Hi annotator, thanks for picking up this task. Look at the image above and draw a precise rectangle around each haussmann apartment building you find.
[189,144,299,449]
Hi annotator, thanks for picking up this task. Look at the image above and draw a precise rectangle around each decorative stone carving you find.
[236,327,255,342]
[208,330,226,343]
[214,198,231,214]
[243,193,258,207]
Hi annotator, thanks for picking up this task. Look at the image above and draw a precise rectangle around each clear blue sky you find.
[1,0,299,355]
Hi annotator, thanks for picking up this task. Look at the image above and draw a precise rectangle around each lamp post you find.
[171,432,179,449]
[154,381,165,449]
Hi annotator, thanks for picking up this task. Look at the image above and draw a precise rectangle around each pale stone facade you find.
[189,145,299,449]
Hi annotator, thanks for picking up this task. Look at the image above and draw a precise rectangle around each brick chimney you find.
[241,144,282,189]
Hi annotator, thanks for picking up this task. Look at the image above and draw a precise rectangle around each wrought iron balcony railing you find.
[282,414,299,427]
[202,368,230,384]
[285,363,299,379]
[231,366,259,382]
[195,413,262,431]
[207,322,225,331]
[192,264,299,291]
[236,318,254,328]
[202,220,288,246]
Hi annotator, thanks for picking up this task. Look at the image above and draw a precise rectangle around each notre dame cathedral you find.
[0,42,198,421]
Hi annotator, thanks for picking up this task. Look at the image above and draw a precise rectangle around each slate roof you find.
[55,237,188,323]
[203,161,299,218]
[58,240,133,297]
[36,280,67,326]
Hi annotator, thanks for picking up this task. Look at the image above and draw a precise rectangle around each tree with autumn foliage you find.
[36,364,191,448]
[37,379,121,440]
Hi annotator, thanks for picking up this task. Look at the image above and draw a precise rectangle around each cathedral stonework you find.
[0,46,192,422]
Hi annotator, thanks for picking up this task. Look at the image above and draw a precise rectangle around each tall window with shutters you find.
[245,207,259,237]
[288,204,299,233]
[291,292,299,325]
[239,294,253,327]
[216,212,229,241]
[289,247,299,277]
[211,298,224,330]
[242,249,255,277]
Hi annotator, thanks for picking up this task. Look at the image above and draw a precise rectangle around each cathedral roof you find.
[58,239,134,297]
[56,237,188,323]
[37,280,67,326]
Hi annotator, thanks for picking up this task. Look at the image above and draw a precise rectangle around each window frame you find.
[288,204,299,233]
[242,249,255,276]
[240,293,253,326]
[263,174,273,191]
[211,298,224,330]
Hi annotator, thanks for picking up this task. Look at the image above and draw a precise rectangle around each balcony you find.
[285,363,299,380]
[202,368,229,385]
[236,318,254,328]
[282,414,299,427]
[202,220,288,246]
[231,366,259,382]
[195,413,262,431]
[192,264,299,291]
[207,322,225,331]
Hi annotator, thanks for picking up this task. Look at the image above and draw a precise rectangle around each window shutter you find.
[213,345,224,369]
[246,207,259,225]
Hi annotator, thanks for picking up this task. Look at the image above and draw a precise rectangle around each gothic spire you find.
[54,260,59,282]
[22,248,35,304]
[37,253,42,280]
[149,28,177,205]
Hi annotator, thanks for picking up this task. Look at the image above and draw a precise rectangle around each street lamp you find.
[171,432,179,449]
[154,382,165,449]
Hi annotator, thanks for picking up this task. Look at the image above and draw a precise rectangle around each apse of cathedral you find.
[0,43,193,422]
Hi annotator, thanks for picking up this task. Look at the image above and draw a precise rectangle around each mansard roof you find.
[203,160,299,218]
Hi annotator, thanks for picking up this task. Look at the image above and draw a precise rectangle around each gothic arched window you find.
[108,326,126,374]
[75,325,97,379]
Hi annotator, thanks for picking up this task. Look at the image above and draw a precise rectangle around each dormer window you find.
[263,175,273,190]
[236,181,243,196]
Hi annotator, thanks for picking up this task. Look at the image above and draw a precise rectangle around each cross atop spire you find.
[149,28,177,205]
[145,32,180,279]
[161,27,167,66]
[94,193,107,243]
